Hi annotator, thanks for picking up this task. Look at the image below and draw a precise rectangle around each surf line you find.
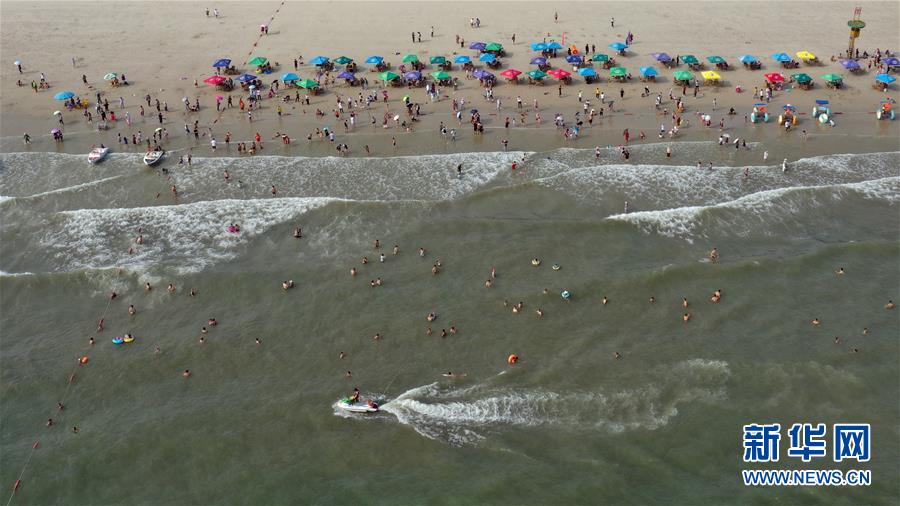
[5,268,121,506]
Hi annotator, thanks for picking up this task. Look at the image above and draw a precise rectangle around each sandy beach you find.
[1,2,899,505]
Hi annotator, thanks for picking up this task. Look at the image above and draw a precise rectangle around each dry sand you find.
[1,1,898,157]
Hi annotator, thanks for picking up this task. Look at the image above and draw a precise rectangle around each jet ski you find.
[143,150,165,166]
[88,146,110,164]
[337,397,379,413]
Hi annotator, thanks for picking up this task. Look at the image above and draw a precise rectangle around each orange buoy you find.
[32,441,39,449]
[507,354,519,365]
[79,356,89,365]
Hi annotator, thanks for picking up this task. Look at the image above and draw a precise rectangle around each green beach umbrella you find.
[297,79,319,89]
[430,56,447,65]
[379,71,400,81]
[821,73,843,82]
[430,70,451,79]
[526,69,547,79]
[591,53,610,62]
[334,56,353,65]
[791,73,812,83]
[681,55,699,64]
[402,54,419,63]
[673,70,694,81]
[248,56,268,66]
[609,67,627,77]
[707,55,726,64]
[485,42,503,52]
[103,72,118,80]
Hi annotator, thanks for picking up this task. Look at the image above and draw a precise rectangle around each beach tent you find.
[530,42,548,51]
[578,67,598,77]
[454,55,471,64]
[430,56,447,65]
[479,53,496,62]
[651,52,672,62]
[526,69,547,79]
[53,91,75,100]
[500,69,522,78]
[248,56,268,66]
[402,54,419,63]
[609,67,627,78]
[469,42,486,50]
[379,71,400,81]
[310,56,330,66]
[235,74,257,83]
[739,55,758,63]
[204,75,227,85]
[365,56,384,64]
[764,73,785,83]
[334,56,353,65]
[280,73,299,82]
[547,69,571,78]
[839,59,860,71]
[771,53,791,62]
[472,70,494,79]
[530,57,548,65]
[404,71,422,80]
[546,41,563,50]
[640,66,658,77]
[591,53,610,62]
[431,70,451,80]
[212,59,231,68]
[297,79,319,89]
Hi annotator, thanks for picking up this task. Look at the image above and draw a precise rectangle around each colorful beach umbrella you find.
[764,73,785,83]
[334,56,353,65]
[310,56,330,66]
[404,71,422,80]
[771,52,791,62]
[883,57,900,67]
[431,70,451,80]
[103,72,118,80]
[379,71,399,81]
[248,56,268,66]
[673,70,694,81]
[485,42,503,52]
[204,75,227,85]
[875,73,896,84]
[701,70,721,81]
[454,55,471,64]
[609,67,627,78]
[402,54,419,63]
[839,59,860,70]
[591,53,610,62]
[547,68,571,78]
[472,69,494,79]
[53,90,75,100]
[526,69,547,79]
[609,42,628,51]
[739,55,758,64]
[429,56,447,65]
[791,73,812,83]
[500,69,522,79]
[796,51,816,60]
[707,56,726,64]
[365,56,384,64]
[565,55,582,63]
[545,41,563,50]
[212,59,231,68]
[578,67,598,77]
[820,74,843,83]
[469,42,486,50]
[235,73,256,83]
[478,53,496,63]
[297,79,319,89]
[280,73,299,82]
[639,66,658,77]
[651,52,671,62]
[530,57,548,65]
[681,55,699,65]
[530,42,548,51]
[337,71,355,79]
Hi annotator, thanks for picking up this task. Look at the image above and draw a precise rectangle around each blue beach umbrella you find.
[883,57,900,67]
[403,71,422,80]
[545,41,563,50]
[609,42,628,51]
[577,67,598,77]
[454,55,471,64]
[472,69,493,79]
[875,74,896,84]
[640,66,658,77]
[365,55,384,64]
[236,73,257,83]
[54,91,75,100]
[479,53,496,62]
[530,57,547,65]
[212,58,231,68]
[565,55,582,63]
[310,56,330,66]
[469,42,486,51]
[281,72,299,81]
[839,59,860,70]
[337,71,355,79]
[771,52,791,62]
[739,54,758,64]
[651,52,671,62]
[530,42,548,51]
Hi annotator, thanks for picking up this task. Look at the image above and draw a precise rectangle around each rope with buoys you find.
[6,269,121,505]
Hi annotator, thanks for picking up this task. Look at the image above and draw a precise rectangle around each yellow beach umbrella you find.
[701,70,721,81]
[796,51,816,60]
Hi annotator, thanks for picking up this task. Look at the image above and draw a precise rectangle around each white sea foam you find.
[45,197,335,274]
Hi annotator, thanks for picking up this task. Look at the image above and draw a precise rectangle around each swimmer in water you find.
[96,319,104,332]
[373,333,381,340]
[208,318,218,326]
[145,282,152,291]
[649,296,656,304]
[362,257,369,265]
[441,329,448,338]
[201,327,208,334]
[293,227,302,238]
[536,308,544,318]
[427,312,436,322]
[683,313,691,322]
[350,267,357,277]
[614,352,622,360]
[485,279,493,288]
[89,337,95,346]
[862,327,869,335]
[167,283,176,293]
[682,297,689,308]
[835,267,845,275]
[709,248,719,263]
[419,247,426,257]
[449,326,457,334]
[190,288,197,297]
[601,297,609,305]
[379,253,385,263]
[155,345,161,354]
[393,245,399,255]
[491,266,496,278]
[710,289,722,303]
[431,265,439,275]
[426,327,433,336]
[339,352,346,359]
[833,336,842,344]
[183,369,191,378]
[128,305,136,315]
[782,159,788,173]
[811,318,821,326]
[542,288,549,295]
[282,280,294,290]
[346,371,352,378]
[373,239,380,250]
[199,336,205,344]
[887,300,896,310]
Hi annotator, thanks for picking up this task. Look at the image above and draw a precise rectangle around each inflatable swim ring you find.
[531,259,541,266]
[507,354,519,365]
[227,225,237,233]
[552,264,561,271]
[561,290,571,300]
[79,356,89,365]
[112,337,124,345]
[123,335,135,343]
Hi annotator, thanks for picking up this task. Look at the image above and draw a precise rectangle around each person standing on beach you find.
[610,17,615,27]
[554,12,558,23]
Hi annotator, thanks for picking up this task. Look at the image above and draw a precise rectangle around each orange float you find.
[507,354,519,365]
[79,356,89,365]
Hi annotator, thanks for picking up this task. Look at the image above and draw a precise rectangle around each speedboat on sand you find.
[88,146,110,164]
[143,150,165,166]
